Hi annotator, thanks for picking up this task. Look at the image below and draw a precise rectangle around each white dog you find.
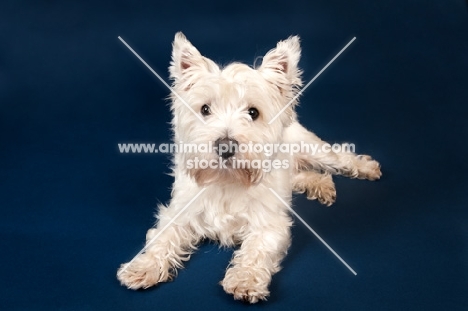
[117,32,381,303]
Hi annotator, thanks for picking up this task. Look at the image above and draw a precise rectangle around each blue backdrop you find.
[1,1,467,310]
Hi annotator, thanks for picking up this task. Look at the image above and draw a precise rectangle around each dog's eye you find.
[201,104,211,116]
[248,107,259,121]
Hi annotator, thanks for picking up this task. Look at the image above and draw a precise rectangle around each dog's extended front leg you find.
[117,213,198,289]
[221,216,292,303]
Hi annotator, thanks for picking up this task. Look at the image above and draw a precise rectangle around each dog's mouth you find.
[183,137,267,187]
[187,159,263,188]
[218,157,236,169]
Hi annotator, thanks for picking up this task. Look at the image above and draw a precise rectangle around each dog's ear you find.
[169,32,217,86]
[259,36,303,97]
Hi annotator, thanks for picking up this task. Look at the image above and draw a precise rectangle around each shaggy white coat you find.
[117,33,381,303]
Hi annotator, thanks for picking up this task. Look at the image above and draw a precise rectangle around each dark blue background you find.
[1,1,467,310]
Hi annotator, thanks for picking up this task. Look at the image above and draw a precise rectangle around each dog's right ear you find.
[258,36,303,99]
[169,32,216,86]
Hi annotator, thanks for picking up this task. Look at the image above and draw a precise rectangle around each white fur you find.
[117,32,381,303]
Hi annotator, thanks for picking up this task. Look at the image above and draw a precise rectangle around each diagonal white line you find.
[118,36,206,124]
[268,188,357,275]
[268,37,356,124]
[117,187,206,276]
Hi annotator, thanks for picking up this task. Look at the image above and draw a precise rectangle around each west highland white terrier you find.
[117,32,381,303]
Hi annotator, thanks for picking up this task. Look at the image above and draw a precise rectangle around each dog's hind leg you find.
[286,121,382,181]
[292,170,336,206]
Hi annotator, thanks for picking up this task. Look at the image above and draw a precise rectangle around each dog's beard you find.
[184,152,265,187]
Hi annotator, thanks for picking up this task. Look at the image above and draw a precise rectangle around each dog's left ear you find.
[169,32,217,86]
[259,36,303,97]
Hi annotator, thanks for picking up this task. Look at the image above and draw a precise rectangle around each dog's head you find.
[169,32,302,187]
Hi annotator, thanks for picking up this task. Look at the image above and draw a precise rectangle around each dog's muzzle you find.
[215,137,239,159]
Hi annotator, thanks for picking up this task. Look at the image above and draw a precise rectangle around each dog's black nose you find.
[215,138,238,159]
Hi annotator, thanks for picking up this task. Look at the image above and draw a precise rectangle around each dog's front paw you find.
[117,253,171,290]
[355,155,382,181]
[221,266,270,304]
